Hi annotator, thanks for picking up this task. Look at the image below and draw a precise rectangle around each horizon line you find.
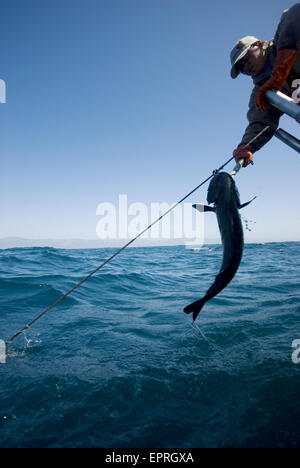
[1,236,300,250]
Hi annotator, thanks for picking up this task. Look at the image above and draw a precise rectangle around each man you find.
[231,3,300,167]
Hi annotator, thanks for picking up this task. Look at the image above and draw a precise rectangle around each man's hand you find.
[233,145,253,167]
[256,49,298,112]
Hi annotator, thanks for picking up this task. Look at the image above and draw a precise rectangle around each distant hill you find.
[0,237,212,250]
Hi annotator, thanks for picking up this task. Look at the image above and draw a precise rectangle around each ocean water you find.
[0,243,299,448]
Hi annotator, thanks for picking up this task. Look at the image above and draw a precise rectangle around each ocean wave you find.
[0,242,299,448]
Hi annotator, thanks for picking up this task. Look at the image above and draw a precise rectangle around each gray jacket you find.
[239,3,300,153]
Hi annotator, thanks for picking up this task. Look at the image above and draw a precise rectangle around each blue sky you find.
[1,0,299,244]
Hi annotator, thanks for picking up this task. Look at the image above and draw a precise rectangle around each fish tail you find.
[184,298,207,321]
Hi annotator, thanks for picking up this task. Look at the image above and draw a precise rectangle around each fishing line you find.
[5,125,270,347]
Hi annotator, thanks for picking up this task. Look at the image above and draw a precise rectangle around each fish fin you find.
[193,204,216,213]
[240,196,257,209]
[184,298,207,321]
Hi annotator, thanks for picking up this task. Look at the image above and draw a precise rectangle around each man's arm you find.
[238,86,282,153]
[255,6,299,112]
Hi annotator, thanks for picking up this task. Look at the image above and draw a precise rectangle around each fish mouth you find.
[207,172,234,204]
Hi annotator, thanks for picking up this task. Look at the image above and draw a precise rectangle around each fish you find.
[184,171,255,321]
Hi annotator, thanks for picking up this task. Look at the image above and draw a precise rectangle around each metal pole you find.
[231,158,244,178]
[275,128,300,154]
[266,90,300,123]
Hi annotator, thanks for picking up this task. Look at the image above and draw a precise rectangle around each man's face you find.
[238,43,267,77]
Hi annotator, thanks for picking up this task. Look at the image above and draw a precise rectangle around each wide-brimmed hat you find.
[230,36,260,79]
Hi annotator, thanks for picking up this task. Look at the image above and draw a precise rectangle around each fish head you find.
[207,172,240,206]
